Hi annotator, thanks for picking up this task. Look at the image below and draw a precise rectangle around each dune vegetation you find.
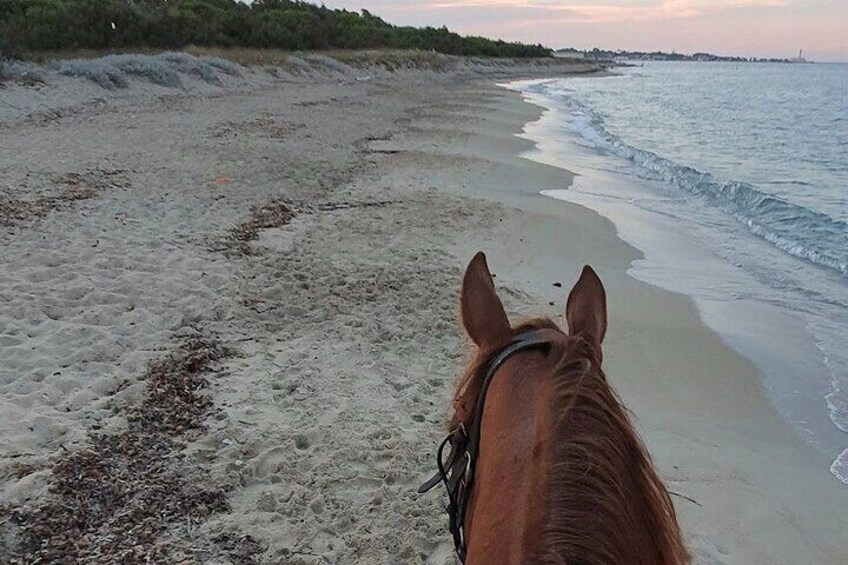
[0,0,551,59]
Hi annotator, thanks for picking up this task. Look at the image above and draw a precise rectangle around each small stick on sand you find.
[669,490,702,507]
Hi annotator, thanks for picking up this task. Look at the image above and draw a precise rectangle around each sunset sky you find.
[320,1,848,62]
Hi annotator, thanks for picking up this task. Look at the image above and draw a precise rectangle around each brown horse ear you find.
[566,265,607,344]
[460,252,511,348]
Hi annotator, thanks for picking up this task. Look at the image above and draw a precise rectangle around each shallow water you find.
[505,61,848,486]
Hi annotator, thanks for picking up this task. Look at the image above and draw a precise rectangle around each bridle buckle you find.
[460,452,473,489]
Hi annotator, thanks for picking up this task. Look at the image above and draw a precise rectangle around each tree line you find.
[0,0,551,58]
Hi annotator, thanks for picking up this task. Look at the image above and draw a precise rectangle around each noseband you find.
[418,329,559,562]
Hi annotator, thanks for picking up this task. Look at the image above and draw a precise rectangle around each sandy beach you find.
[1,54,846,563]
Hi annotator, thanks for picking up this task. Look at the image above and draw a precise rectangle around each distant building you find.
[791,49,807,63]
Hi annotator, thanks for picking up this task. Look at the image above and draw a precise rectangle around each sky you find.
[319,1,848,62]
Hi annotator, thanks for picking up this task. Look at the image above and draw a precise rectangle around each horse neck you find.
[540,363,689,565]
[464,350,555,565]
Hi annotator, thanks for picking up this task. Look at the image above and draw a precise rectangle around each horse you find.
[420,252,689,564]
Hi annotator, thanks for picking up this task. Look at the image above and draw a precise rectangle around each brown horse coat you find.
[448,252,689,564]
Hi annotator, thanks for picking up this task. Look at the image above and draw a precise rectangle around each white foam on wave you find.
[825,389,848,434]
[819,346,848,485]
[533,84,848,279]
[830,449,848,486]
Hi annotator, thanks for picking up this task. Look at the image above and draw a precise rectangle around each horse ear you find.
[460,252,511,348]
[566,265,607,344]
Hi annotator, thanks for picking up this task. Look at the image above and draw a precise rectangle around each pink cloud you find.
[428,1,792,23]
[320,1,848,61]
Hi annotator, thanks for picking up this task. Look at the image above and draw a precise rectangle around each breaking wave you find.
[556,94,848,278]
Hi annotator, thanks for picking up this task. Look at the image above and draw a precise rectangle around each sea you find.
[505,61,848,486]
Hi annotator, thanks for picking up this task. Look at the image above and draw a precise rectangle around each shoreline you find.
[423,80,848,562]
[505,77,848,478]
[1,58,846,562]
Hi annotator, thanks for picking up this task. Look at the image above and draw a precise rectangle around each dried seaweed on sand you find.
[0,169,129,226]
[213,199,295,256]
[1,332,260,564]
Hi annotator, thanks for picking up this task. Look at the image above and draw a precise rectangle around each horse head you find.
[421,252,688,565]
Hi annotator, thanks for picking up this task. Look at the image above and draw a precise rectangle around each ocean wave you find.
[764,179,814,187]
[825,389,848,434]
[551,93,848,278]
[831,449,848,486]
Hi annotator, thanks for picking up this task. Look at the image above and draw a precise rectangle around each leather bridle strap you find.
[418,329,558,562]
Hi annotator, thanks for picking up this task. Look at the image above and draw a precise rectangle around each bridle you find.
[418,329,560,562]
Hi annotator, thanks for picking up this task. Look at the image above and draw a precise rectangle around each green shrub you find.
[2,0,551,58]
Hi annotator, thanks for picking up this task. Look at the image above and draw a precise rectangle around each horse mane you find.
[451,318,689,565]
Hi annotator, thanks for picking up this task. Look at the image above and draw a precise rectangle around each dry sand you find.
[1,55,846,563]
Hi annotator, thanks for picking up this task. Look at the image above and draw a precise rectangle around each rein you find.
[418,329,558,562]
